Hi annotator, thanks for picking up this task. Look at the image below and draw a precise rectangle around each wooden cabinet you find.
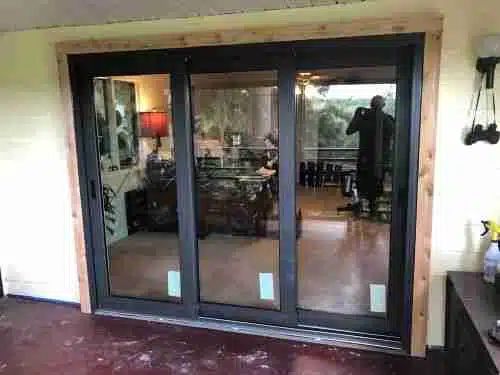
[446,273,499,375]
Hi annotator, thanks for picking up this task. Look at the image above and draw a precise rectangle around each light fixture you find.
[465,35,500,145]
[476,35,500,90]
[296,72,322,87]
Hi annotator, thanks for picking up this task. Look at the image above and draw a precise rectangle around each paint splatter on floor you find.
[0,298,444,374]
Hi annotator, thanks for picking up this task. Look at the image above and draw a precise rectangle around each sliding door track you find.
[95,308,404,355]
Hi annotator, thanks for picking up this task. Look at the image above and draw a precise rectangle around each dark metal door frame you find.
[69,51,191,318]
[187,49,300,328]
[68,33,424,352]
[293,41,423,340]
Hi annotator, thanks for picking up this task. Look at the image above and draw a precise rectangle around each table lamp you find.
[139,111,169,152]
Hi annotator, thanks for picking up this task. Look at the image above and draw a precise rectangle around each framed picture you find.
[93,78,111,159]
[114,80,139,168]
[93,78,139,170]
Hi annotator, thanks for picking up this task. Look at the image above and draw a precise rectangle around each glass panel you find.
[191,71,280,309]
[93,74,181,302]
[296,68,396,316]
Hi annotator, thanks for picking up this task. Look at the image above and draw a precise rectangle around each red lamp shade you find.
[139,112,169,138]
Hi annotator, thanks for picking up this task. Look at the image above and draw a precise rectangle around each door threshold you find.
[95,308,405,355]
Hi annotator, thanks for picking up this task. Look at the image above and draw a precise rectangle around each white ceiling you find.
[0,0,366,32]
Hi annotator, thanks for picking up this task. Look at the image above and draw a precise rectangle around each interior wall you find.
[116,75,169,112]
[0,0,499,345]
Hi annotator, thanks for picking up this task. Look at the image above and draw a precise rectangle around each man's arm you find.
[346,107,365,135]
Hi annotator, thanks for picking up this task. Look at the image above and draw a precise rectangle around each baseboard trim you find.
[7,294,81,308]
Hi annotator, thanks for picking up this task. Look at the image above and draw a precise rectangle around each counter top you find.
[448,271,500,369]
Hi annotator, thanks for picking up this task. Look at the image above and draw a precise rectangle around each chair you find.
[325,163,334,184]
[299,162,306,186]
[306,161,315,187]
[316,161,325,187]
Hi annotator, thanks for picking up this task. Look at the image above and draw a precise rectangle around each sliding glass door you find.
[185,50,296,325]
[190,71,281,310]
[294,66,407,335]
[70,53,197,317]
[71,35,422,346]
[90,74,183,303]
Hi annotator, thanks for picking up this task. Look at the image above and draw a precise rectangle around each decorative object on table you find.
[465,35,500,145]
[100,154,112,172]
[140,111,169,153]
[482,220,500,283]
[102,184,117,235]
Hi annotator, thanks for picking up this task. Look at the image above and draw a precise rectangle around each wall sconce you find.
[465,35,500,145]
[477,35,500,87]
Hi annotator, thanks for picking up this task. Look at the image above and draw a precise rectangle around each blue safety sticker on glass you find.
[370,284,386,313]
[259,273,274,300]
[168,270,181,298]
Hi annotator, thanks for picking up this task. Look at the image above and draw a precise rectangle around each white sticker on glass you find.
[167,270,181,298]
[259,273,274,300]
[370,284,386,313]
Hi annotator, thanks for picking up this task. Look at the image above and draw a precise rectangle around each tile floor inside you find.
[108,187,390,317]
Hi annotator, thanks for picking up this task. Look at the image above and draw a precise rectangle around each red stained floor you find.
[0,298,443,375]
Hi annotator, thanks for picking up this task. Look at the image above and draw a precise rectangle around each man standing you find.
[346,95,394,216]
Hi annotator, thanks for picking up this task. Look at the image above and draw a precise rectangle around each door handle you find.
[90,180,97,199]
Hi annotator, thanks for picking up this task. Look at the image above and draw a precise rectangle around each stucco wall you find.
[1,0,499,346]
